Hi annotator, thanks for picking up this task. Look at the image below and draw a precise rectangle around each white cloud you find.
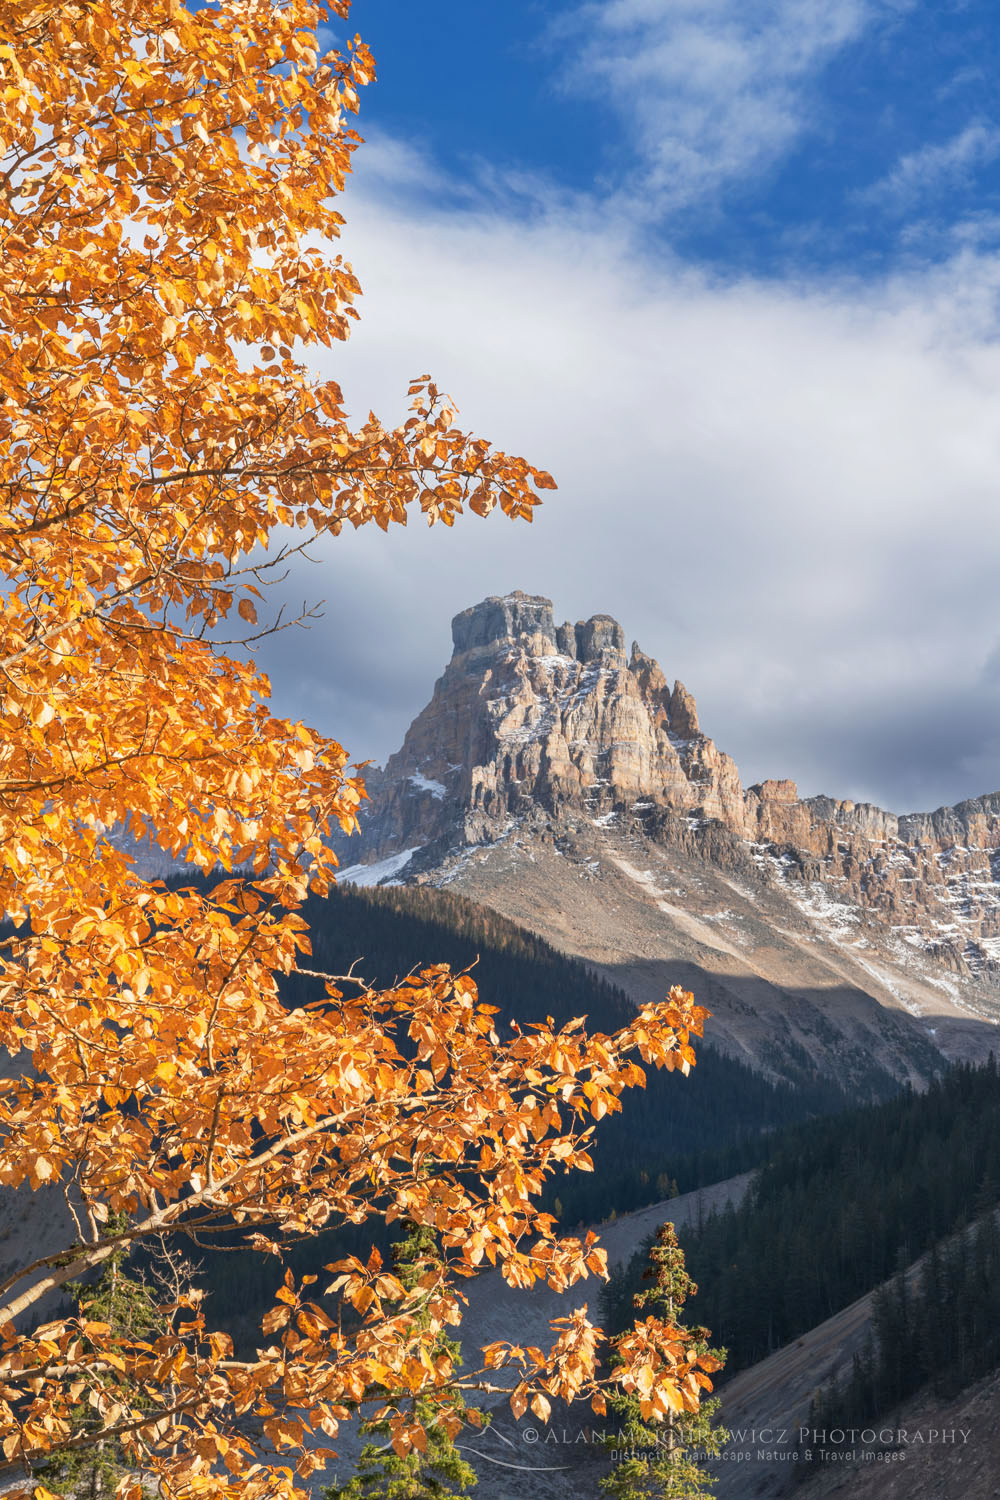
[252,152,1000,815]
[935,64,988,103]
[549,0,888,216]
[858,121,1000,216]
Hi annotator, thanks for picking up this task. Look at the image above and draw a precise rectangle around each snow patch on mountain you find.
[408,772,447,799]
[336,847,421,887]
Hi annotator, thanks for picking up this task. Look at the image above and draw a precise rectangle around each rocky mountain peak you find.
[339,590,1000,992]
[346,592,744,864]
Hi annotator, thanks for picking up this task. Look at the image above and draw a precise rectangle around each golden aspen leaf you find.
[261,1306,291,1335]
[530,1393,551,1422]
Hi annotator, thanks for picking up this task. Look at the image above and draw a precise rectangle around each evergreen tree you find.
[39,1217,166,1499]
[325,1224,478,1500]
[601,1224,727,1499]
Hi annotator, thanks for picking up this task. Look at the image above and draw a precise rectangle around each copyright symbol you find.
[523,1427,538,1444]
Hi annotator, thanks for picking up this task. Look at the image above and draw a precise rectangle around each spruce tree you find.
[39,1217,165,1499]
[601,1224,727,1500]
[325,1224,478,1500]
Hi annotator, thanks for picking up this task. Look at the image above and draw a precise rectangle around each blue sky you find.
[349,0,1000,276]
[256,0,1000,814]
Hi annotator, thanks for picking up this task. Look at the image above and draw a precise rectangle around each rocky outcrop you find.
[342,591,1000,983]
[742,783,1000,974]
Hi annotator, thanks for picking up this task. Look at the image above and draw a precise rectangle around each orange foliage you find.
[0,3,713,1495]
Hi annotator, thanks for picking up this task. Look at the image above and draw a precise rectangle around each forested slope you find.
[604,1058,1000,1376]
[809,1205,1000,1438]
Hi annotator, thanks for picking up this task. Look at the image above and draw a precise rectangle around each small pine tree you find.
[601,1224,727,1500]
[39,1216,164,1499]
[325,1224,478,1500]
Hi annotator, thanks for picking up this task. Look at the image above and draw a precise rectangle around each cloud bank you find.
[247,140,1000,816]
[248,4,1000,818]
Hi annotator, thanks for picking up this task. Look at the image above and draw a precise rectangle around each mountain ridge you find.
[335,591,1000,1087]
